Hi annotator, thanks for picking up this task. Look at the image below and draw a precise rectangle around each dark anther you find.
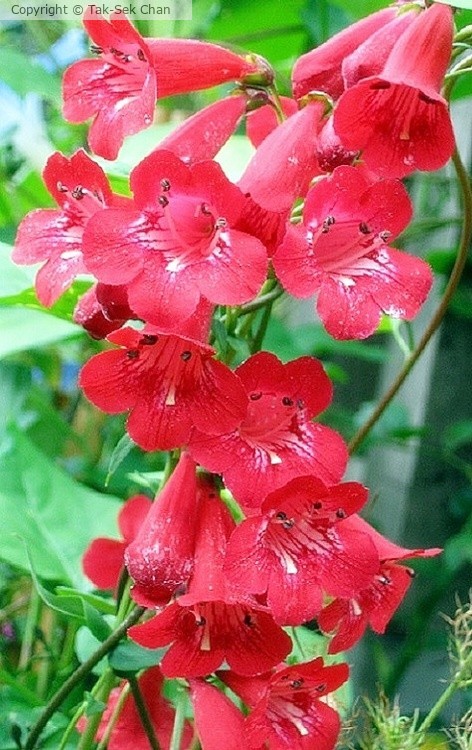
[160,178,171,192]
[250,392,262,401]
[296,399,304,409]
[159,195,169,207]
[316,683,326,692]
[379,230,392,242]
[110,47,119,55]
[122,55,132,63]
[359,222,371,234]
[200,202,212,216]
[181,351,192,361]
[72,186,85,200]
[282,519,294,529]
[126,349,139,360]
[321,215,335,233]
[312,501,322,510]
[243,613,254,627]
[196,616,206,626]
[90,45,103,55]
[140,334,158,345]
[379,575,391,586]
[336,508,347,519]
[291,678,304,689]
[282,396,294,406]
[56,181,68,193]
[276,511,288,520]
[215,217,227,229]
[137,49,146,62]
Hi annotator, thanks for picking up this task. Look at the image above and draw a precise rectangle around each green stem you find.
[18,588,41,672]
[96,683,130,750]
[169,686,187,750]
[418,650,472,734]
[348,147,472,455]
[129,676,161,750]
[23,606,145,750]
[77,669,117,750]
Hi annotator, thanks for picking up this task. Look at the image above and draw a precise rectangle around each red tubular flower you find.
[79,314,247,452]
[146,39,273,98]
[129,482,292,677]
[341,8,419,91]
[73,283,137,340]
[292,7,396,101]
[77,667,193,749]
[82,494,151,590]
[82,150,268,329]
[222,658,349,750]
[334,3,455,177]
[316,116,359,172]
[63,13,157,160]
[190,679,248,750]
[246,97,299,148]
[225,476,378,625]
[158,94,248,165]
[273,165,432,340]
[124,454,199,607]
[12,150,127,307]
[318,514,442,653]
[189,351,348,509]
[239,102,325,213]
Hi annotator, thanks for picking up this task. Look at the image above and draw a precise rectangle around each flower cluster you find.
[13,4,452,748]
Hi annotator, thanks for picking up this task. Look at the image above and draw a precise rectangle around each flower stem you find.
[418,649,472,734]
[129,675,161,750]
[23,606,145,750]
[348,147,472,455]
[169,685,188,750]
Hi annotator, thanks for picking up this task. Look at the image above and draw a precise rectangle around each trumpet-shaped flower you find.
[273,165,432,339]
[189,351,347,509]
[82,150,268,329]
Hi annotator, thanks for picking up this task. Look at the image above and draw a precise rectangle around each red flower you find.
[273,165,432,340]
[125,454,200,607]
[239,102,325,213]
[79,314,247,452]
[318,514,442,653]
[77,666,193,749]
[129,483,292,677]
[73,283,137,340]
[63,13,157,160]
[82,150,268,329]
[63,12,270,160]
[221,658,349,750]
[82,494,151,590]
[190,679,248,750]
[292,6,396,101]
[246,97,299,148]
[189,352,347,509]
[334,3,455,177]
[158,93,248,165]
[225,476,378,625]
[12,150,126,307]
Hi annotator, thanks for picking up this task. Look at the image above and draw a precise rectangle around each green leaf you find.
[0,308,81,358]
[56,587,116,616]
[0,243,36,297]
[0,428,120,587]
[0,281,93,323]
[0,48,61,101]
[443,420,472,451]
[106,433,136,486]
[109,639,165,674]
